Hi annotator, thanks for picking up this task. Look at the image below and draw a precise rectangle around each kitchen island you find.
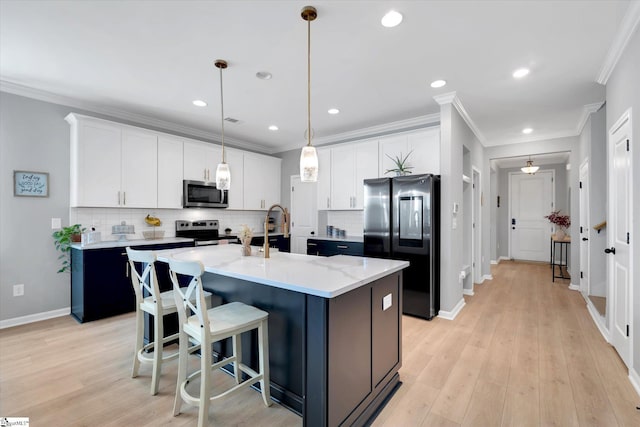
[156,244,408,427]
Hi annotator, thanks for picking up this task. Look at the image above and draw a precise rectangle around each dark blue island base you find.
[201,269,403,427]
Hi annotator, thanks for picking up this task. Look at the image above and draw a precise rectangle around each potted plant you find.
[544,210,570,239]
[385,150,413,176]
[224,227,232,236]
[52,224,85,273]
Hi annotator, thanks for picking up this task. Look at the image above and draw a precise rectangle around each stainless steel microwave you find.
[183,180,228,208]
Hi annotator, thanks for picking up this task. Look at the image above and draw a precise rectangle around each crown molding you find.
[482,130,579,147]
[433,91,486,145]
[575,101,606,134]
[272,113,441,153]
[0,80,270,154]
[596,0,640,84]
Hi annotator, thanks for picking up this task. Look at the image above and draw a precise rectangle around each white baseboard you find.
[585,301,610,343]
[568,282,580,291]
[629,368,640,398]
[0,307,70,329]
[484,274,493,281]
[438,298,466,320]
[490,260,498,265]
[499,256,510,262]
[463,288,475,296]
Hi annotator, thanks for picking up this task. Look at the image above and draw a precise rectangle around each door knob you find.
[582,237,588,241]
[604,247,616,254]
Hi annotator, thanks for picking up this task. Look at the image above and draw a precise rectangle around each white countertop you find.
[71,237,194,250]
[156,244,407,298]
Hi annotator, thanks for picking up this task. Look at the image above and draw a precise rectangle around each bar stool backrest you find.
[168,258,210,332]
[126,247,160,305]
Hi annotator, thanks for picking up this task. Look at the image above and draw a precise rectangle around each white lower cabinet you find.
[243,152,281,210]
[158,136,184,209]
[66,114,157,208]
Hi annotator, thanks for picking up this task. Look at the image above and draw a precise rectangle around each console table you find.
[550,235,571,281]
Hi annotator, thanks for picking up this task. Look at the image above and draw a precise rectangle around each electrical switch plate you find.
[382,293,392,311]
[13,284,24,297]
[452,218,457,229]
[51,218,62,229]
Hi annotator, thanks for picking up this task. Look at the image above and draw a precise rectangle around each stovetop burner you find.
[176,220,221,245]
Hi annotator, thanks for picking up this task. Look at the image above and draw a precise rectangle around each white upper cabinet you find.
[66,114,157,208]
[225,147,244,210]
[408,127,440,175]
[379,126,440,177]
[316,148,331,210]
[183,140,219,182]
[243,152,282,210]
[330,141,378,210]
[121,128,158,208]
[158,135,184,209]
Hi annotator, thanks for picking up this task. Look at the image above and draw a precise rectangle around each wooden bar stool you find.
[126,247,210,395]
[168,258,272,427]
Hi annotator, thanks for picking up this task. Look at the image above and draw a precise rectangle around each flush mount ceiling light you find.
[381,10,403,27]
[522,127,533,134]
[513,68,530,78]
[299,5,319,183]
[521,156,540,175]
[214,59,230,190]
[328,108,340,115]
[256,71,272,80]
[268,125,279,131]
[430,79,447,88]
[192,100,207,107]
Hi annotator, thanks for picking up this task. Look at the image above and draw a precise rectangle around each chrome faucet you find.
[264,204,289,258]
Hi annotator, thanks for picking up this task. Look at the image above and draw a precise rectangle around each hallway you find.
[374,261,640,426]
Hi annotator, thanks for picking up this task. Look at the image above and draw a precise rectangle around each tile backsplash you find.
[70,208,270,241]
[323,210,364,237]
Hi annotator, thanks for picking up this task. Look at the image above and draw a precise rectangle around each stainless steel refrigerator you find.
[364,174,440,319]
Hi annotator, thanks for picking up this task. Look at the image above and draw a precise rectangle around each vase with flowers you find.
[545,210,571,239]
[238,225,253,256]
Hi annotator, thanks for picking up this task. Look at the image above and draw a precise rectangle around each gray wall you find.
[605,25,640,374]
[496,163,568,260]
[276,148,301,211]
[490,167,498,261]
[0,93,72,321]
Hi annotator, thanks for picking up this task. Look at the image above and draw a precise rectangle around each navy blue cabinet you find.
[70,240,194,323]
[306,239,364,257]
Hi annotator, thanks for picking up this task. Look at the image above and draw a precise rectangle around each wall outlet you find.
[51,218,62,229]
[13,283,24,297]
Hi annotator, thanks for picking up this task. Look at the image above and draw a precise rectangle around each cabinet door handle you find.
[118,191,121,205]
[337,245,348,249]
[123,191,126,206]
[327,197,330,209]
[308,242,317,246]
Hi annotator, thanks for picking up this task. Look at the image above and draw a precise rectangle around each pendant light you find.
[215,59,230,190]
[299,5,319,182]
[521,156,540,175]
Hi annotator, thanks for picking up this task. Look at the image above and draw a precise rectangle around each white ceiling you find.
[492,152,571,169]
[0,0,633,153]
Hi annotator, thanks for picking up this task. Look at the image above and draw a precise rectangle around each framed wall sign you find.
[14,170,49,197]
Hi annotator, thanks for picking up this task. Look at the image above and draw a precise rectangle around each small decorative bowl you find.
[142,230,165,240]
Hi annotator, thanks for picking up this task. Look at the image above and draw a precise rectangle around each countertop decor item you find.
[385,150,413,176]
[299,5,319,182]
[238,224,253,256]
[52,224,86,273]
[112,221,135,241]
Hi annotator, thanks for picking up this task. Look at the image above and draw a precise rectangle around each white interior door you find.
[579,160,590,294]
[290,175,317,254]
[472,168,482,282]
[608,111,632,368]
[509,170,554,261]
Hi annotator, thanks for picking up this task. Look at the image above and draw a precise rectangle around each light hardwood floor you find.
[1,261,638,426]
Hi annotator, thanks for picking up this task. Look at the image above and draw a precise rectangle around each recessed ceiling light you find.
[192,100,207,107]
[430,79,447,88]
[328,108,340,115]
[522,128,533,134]
[513,68,530,79]
[268,125,279,131]
[381,10,403,28]
[256,71,272,80]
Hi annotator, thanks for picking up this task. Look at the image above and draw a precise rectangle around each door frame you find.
[579,158,590,295]
[472,166,482,283]
[607,108,634,368]
[507,169,556,260]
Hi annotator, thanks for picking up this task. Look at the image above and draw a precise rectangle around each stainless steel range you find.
[175,220,229,246]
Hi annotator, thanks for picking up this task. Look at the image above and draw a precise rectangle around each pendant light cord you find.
[307,16,311,147]
[219,65,226,162]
